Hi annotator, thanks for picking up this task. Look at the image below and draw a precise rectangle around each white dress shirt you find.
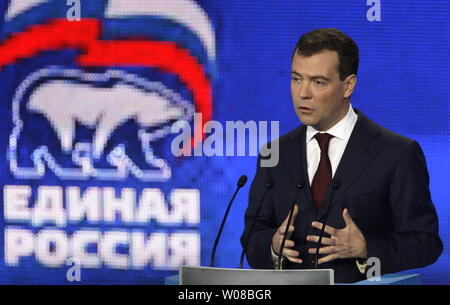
[306,104,358,185]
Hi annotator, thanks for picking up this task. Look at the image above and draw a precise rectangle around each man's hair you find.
[293,28,359,81]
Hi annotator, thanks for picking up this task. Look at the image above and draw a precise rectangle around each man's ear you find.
[343,74,357,98]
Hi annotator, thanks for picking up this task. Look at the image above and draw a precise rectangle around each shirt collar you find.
[306,103,358,143]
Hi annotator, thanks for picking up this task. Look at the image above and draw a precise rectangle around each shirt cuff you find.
[271,246,278,263]
[271,245,285,269]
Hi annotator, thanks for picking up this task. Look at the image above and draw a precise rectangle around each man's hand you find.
[272,205,303,264]
[306,208,367,265]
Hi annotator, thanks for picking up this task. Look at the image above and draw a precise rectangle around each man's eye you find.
[292,77,301,82]
[315,81,325,86]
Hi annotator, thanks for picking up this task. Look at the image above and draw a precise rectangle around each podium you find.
[179,266,334,285]
[166,266,421,285]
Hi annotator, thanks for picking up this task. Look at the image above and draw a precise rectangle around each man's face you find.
[291,49,355,131]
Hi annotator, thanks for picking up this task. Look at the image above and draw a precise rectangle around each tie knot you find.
[314,133,333,153]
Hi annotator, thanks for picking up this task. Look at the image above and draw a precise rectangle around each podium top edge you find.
[180,265,334,273]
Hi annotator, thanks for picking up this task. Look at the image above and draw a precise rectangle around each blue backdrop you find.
[0,0,448,284]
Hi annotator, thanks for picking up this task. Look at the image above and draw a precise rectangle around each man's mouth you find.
[298,106,314,114]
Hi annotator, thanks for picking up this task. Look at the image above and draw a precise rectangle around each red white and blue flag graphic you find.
[0,0,215,284]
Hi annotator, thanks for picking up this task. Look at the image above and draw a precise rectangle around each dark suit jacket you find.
[240,109,443,283]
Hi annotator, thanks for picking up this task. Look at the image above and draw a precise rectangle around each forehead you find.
[291,49,339,78]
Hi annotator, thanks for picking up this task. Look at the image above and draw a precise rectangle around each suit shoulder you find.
[260,125,303,151]
[280,125,304,145]
[361,114,415,147]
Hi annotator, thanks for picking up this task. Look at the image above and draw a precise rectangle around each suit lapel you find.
[316,109,381,220]
[281,109,381,220]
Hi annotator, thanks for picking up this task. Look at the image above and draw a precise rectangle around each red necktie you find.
[311,133,333,212]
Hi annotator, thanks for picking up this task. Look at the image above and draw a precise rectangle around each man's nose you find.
[299,81,312,99]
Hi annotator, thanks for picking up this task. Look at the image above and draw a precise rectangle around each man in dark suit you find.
[240,28,443,283]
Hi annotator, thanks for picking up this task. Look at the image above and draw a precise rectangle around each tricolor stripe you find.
[0,19,212,148]
[105,0,215,60]
[6,0,51,20]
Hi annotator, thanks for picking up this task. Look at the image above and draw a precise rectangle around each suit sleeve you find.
[364,140,443,274]
[240,155,278,269]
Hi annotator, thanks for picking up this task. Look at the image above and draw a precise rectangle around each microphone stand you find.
[276,181,305,270]
[210,175,248,267]
[315,179,340,269]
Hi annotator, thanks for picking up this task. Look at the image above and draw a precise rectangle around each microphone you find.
[277,180,305,270]
[239,178,274,269]
[210,175,248,267]
[314,178,341,269]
